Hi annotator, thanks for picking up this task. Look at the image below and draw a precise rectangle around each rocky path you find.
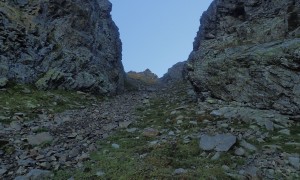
[0,90,154,179]
[1,82,300,179]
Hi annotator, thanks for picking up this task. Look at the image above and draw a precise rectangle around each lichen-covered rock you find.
[35,69,65,90]
[187,0,300,115]
[0,0,124,95]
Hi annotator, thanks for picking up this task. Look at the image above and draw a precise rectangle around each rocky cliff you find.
[0,0,124,95]
[187,0,300,115]
[160,61,186,83]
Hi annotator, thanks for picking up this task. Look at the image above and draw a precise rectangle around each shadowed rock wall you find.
[0,0,124,95]
[187,0,300,115]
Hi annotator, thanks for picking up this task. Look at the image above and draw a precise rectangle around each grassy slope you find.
[53,83,232,179]
[53,82,300,179]
[2,82,297,179]
[0,84,100,123]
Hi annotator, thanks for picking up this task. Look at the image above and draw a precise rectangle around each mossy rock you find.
[35,69,65,90]
[0,84,101,123]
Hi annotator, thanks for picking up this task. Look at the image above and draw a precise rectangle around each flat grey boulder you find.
[199,133,236,152]
[27,132,53,146]
[119,121,132,129]
[26,169,52,179]
[142,128,160,137]
[14,169,52,180]
[289,156,300,170]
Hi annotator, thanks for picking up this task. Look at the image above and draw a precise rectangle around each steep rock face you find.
[0,0,124,95]
[160,61,186,83]
[187,0,300,115]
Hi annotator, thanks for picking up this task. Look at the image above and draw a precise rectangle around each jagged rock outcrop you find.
[160,61,186,83]
[187,0,300,115]
[126,69,158,91]
[0,0,124,95]
[127,69,158,84]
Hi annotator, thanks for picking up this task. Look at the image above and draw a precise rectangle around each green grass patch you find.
[260,125,300,154]
[0,84,101,123]
[54,129,229,179]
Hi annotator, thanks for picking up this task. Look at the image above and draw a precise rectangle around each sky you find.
[110,0,213,77]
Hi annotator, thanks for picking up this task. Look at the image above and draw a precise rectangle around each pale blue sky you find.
[110,0,213,77]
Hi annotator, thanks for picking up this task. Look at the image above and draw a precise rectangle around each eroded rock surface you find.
[0,0,124,95]
[187,0,300,115]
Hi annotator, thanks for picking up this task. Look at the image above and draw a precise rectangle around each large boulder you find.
[187,0,300,115]
[199,133,237,152]
[0,0,124,95]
